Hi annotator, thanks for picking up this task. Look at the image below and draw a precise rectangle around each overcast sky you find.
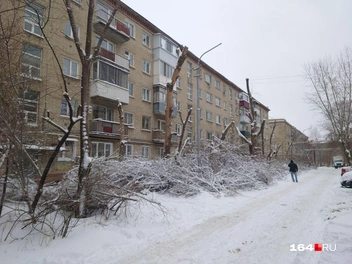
[123,0,352,136]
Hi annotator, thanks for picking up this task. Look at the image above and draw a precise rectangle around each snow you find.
[1,167,351,264]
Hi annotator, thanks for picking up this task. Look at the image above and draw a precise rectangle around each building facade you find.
[1,0,272,176]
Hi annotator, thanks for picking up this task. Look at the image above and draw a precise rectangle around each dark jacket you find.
[288,161,298,172]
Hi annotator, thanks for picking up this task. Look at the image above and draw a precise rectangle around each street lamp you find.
[195,43,222,165]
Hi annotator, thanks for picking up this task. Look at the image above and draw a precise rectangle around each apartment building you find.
[1,0,270,175]
[267,119,309,160]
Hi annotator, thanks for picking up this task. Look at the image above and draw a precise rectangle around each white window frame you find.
[215,97,220,107]
[124,112,133,126]
[205,73,212,85]
[142,116,151,130]
[230,104,233,117]
[125,51,135,67]
[187,83,193,100]
[63,58,79,78]
[141,146,150,159]
[24,2,44,37]
[143,59,151,74]
[60,98,78,117]
[215,80,220,90]
[128,82,134,96]
[125,21,135,38]
[206,111,212,122]
[18,89,39,125]
[91,141,113,158]
[176,124,182,136]
[187,62,192,78]
[125,144,133,157]
[142,32,151,47]
[216,115,221,124]
[65,21,80,39]
[142,88,151,102]
[22,44,42,79]
[206,92,212,103]
[223,101,227,110]
[187,104,193,121]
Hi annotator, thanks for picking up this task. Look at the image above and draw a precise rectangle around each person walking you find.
[288,160,298,182]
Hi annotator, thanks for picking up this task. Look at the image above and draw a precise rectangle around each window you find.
[206,111,212,122]
[65,21,80,39]
[128,82,134,96]
[187,62,192,78]
[176,124,181,136]
[125,51,135,67]
[223,101,227,110]
[157,120,165,131]
[60,98,78,116]
[142,116,151,130]
[141,146,150,159]
[177,101,181,111]
[142,32,150,47]
[125,21,135,38]
[18,89,39,124]
[160,37,177,56]
[229,89,233,100]
[160,61,174,78]
[96,36,114,52]
[157,147,164,158]
[143,60,151,74]
[215,80,220,90]
[93,105,113,121]
[73,0,81,4]
[91,142,112,157]
[205,73,212,85]
[187,104,193,121]
[206,92,212,103]
[198,89,202,99]
[206,132,213,140]
[176,78,181,89]
[22,44,42,79]
[58,139,77,161]
[223,118,228,127]
[230,104,233,117]
[93,61,128,88]
[124,112,133,126]
[63,58,78,78]
[187,126,192,139]
[187,83,193,100]
[216,115,221,124]
[125,144,133,157]
[142,88,151,102]
[215,97,220,107]
[223,84,227,96]
[24,2,44,36]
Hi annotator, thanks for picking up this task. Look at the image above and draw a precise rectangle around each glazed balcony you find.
[240,130,251,138]
[94,9,130,43]
[239,100,250,109]
[89,119,128,139]
[240,114,250,124]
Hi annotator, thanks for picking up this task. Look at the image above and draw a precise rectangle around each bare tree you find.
[246,79,266,155]
[305,47,352,164]
[164,46,188,156]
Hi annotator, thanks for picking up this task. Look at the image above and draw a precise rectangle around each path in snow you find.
[116,168,348,264]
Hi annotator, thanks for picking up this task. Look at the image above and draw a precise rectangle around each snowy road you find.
[116,167,352,264]
[3,167,351,264]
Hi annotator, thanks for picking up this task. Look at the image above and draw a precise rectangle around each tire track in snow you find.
[114,169,338,264]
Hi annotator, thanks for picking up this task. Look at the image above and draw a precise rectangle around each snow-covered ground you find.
[1,167,351,264]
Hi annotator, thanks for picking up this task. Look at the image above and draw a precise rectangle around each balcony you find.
[94,9,130,43]
[89,119,128,139]
[99,48,129,69]
[152,130,178,144]
[240,130,251,138]
[239,100,250,109]
[90,79,129,104]
[240,114,251,124]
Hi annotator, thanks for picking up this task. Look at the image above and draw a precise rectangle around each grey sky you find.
[124,0,352,135]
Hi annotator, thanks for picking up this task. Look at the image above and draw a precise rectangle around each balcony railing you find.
[239,100,250,109]
[152,129,178,144]
[90,79,129,104]
[240,114,251,124]
[94,9,130,43]
[99,48,129,69]
[89,119,128,138]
